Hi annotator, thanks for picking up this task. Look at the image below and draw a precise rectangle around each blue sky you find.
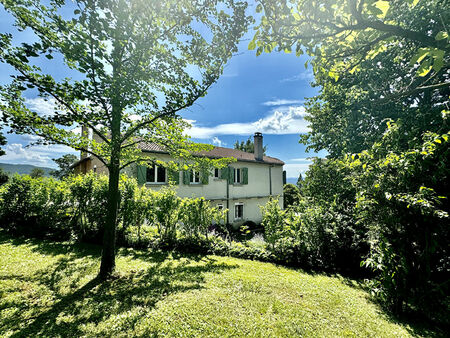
[0,3,325,179]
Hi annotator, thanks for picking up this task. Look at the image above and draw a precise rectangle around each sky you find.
[0,2,326,179]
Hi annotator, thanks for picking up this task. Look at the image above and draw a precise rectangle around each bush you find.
[283,183,301,209]
[0,175,71,239]
[0,168,8,186]
[68,173,109,243]
[180,197,226,239]
[349,127,450,320]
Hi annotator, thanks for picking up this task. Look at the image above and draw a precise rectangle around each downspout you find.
[226,167,230,224]
[269,165,272,196]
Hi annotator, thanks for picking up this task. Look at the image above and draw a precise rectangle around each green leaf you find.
[417,58,432,77]
[432,49,445,73]
[409,48,429,66]
[435,31,448,41]
[256,4,263,13]
[248,40,256,50]
[292,12,301,21]
[373,1,390,18]
[256,46,263,56]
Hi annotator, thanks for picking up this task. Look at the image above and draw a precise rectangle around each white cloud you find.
[280,69,314,83]
[1,143,53,166]
[25,97,58,116]
[186,106,309,139]
[284,161,312,178]
[288,157,312,163]
[1,143,77,168]
[211,136,226,147]
[262,99,304,106]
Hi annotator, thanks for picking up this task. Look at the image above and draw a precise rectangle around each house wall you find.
[136,153,284,225]
[73,151,284,225]
[73,156,109,175]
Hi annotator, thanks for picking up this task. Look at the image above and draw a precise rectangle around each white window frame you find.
[234,202,244,220]
[234,168,242,184]
[214,168,221,178]
[190,169,201,184]
[146,165,167,184]
[217,204,224,211]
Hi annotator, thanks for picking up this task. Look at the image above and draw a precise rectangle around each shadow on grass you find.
[0,234,238,337]
[1,232,446,337]
[337,276,448,337]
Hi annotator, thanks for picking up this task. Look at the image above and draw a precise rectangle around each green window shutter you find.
[220,167,229,180]
[242,167,248,184]
[168,170,179,184]
[230,167,235,183]
[201,169,209,185]
[183,170,190,185]
[137,165,147,185]
[283,170,286,185]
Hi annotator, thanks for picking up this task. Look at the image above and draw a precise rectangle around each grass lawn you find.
[0,233,441,337]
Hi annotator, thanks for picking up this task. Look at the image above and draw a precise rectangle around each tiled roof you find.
[137,142,284,165]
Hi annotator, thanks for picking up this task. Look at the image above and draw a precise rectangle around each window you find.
[214,168,221,178]
[217,204,224,211]
[234,168,242,184]
[190,170,200,184]
[146,165,166,183]
[234,203,243,220]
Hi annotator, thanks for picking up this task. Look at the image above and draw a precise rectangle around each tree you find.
[296,173,303,189]
[283,183,300,209]
[0,168,8,185]
[30,167,45,178]
[0,0,250,279]
[50,154,78,179]
[251,0,449,156]
[234,136,267,154]
[251,0,449,318]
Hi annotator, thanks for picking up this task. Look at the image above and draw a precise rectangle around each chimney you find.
[80,125,89,160]
[254,132,263,161]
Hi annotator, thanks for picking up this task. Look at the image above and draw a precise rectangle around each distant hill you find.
[0,163,54,176]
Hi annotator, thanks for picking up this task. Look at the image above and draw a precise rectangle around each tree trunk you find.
[98,102,122,279]
[98,161,120,279]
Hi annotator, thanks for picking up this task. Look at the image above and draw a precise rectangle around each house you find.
[72,132,285,225]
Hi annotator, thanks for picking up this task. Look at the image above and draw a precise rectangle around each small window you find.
[147,165,166,183]
[93,165,97,173]
[190,170,200,184]
[217,204,224,211]
[214,168,220,178]
[234,168,242,184]
[234,203,243,220]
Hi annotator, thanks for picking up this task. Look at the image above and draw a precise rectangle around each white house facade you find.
[73,132,285,225]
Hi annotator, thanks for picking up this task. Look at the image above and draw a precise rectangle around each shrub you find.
[180,197,226,239]
[283,183,301,209]
[0,175,71,239]
[0,168,8,186]
[350,128,450,320]
[260,197,286,248]
[117,177,149,245]
[68,173,109,243]
[151,185,181,243]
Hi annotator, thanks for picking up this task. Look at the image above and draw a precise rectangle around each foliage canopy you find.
[0,0,251,277]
